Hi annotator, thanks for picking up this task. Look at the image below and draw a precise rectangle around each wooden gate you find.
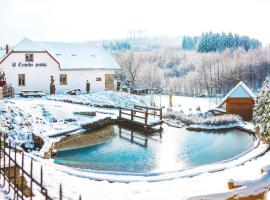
[105,74,114,91]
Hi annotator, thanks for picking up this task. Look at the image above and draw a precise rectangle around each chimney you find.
[5,44,9,54]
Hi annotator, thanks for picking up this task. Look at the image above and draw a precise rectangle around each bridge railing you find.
[119,105,162,125]
[134,105,162,120]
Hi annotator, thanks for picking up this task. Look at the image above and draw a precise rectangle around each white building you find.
[0,38,120,94]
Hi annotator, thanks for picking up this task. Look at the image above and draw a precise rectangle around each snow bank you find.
[0,101,51,155]
[0,99,116,157]
[48,91,150,109]
[188,123,241,131]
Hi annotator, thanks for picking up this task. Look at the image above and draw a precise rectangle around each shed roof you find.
[11,38,120,70]
[217,81,256,108]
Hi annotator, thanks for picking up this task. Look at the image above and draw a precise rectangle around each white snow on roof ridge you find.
[13,37,45,52]
[217,81,256,108]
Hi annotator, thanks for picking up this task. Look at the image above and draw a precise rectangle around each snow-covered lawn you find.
[150,94,218,114]
[1,93,270,199]
[48,91,150,108]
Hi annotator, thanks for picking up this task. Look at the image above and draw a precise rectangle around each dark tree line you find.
[181,32,262,53]
[103,41,131,51]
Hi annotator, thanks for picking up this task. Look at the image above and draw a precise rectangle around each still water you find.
[54,124,254,173]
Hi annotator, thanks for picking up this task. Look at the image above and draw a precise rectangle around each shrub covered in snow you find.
[164,111,242,126]
[48,91,150,109]
[164,111,202,125]
[202,114,242,126]
[0,101,48,152]
[254,78,270,143]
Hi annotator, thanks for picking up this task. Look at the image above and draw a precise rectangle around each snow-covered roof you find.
[13,38,44,52]
[217,81,256,108]
[11,38,120,70]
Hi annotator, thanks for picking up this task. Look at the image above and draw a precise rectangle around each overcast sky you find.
[0,0,269,45]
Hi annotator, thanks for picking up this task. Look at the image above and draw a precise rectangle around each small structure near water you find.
[217,81,256,121]
[118,105,163,130]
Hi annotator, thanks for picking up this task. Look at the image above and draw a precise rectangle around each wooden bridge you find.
[118,105,163,129]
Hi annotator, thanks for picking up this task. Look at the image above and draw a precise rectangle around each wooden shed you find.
[217,81,256,121]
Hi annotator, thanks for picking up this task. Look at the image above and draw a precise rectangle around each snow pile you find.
[192,167,270,199]
[254,77,270,143]
[48,91,150,108]
[0,101,51,155]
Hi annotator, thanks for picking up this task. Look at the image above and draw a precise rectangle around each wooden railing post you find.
[119,108,122,118]
[145,111,148,125]
[131,110,134,121]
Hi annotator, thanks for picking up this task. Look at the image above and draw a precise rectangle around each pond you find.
[54,124,255,173]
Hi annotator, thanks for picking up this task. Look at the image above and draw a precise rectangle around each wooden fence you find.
[0,133,82,200]
[2,84,15,98]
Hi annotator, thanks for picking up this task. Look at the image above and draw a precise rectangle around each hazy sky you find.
[0,0,270,45]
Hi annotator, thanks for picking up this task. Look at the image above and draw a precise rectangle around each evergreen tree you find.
[254,77,270,143]
[197,32,261,53]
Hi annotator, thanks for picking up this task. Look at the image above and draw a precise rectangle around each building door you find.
[105,74,114,91]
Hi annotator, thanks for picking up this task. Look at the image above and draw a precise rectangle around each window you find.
[18,74,25,86]
[60,74,67,85]
[25,54,34,62]
[96,77,102,81]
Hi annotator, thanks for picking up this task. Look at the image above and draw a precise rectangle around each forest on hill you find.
[182,32,261,52]
[114,32,270,96]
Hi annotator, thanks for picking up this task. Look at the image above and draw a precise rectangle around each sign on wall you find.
[12,62,47,68]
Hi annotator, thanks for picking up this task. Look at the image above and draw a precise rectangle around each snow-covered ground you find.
[150,94,218,114]
[48,91,150,108]
[1,93,270,199]
[0,98,117,157]
[2,140,268,200]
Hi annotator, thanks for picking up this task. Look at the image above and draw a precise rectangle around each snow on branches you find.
[254,77,270,143]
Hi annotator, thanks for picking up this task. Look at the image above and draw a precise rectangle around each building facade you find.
[0,38,120,94]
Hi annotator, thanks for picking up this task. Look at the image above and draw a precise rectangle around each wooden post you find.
[145,111,148,125]
[0,87,3,100]
[119,126,122,137]
[160,108,162,120]
[145,138,148,147]
[131,131,134,142]
[169,94,173,107]
[131,110,134,121]
[119,108,122,118]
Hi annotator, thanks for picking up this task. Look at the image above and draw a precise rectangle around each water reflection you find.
[54,124,255,173]
[117,125,162,147]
